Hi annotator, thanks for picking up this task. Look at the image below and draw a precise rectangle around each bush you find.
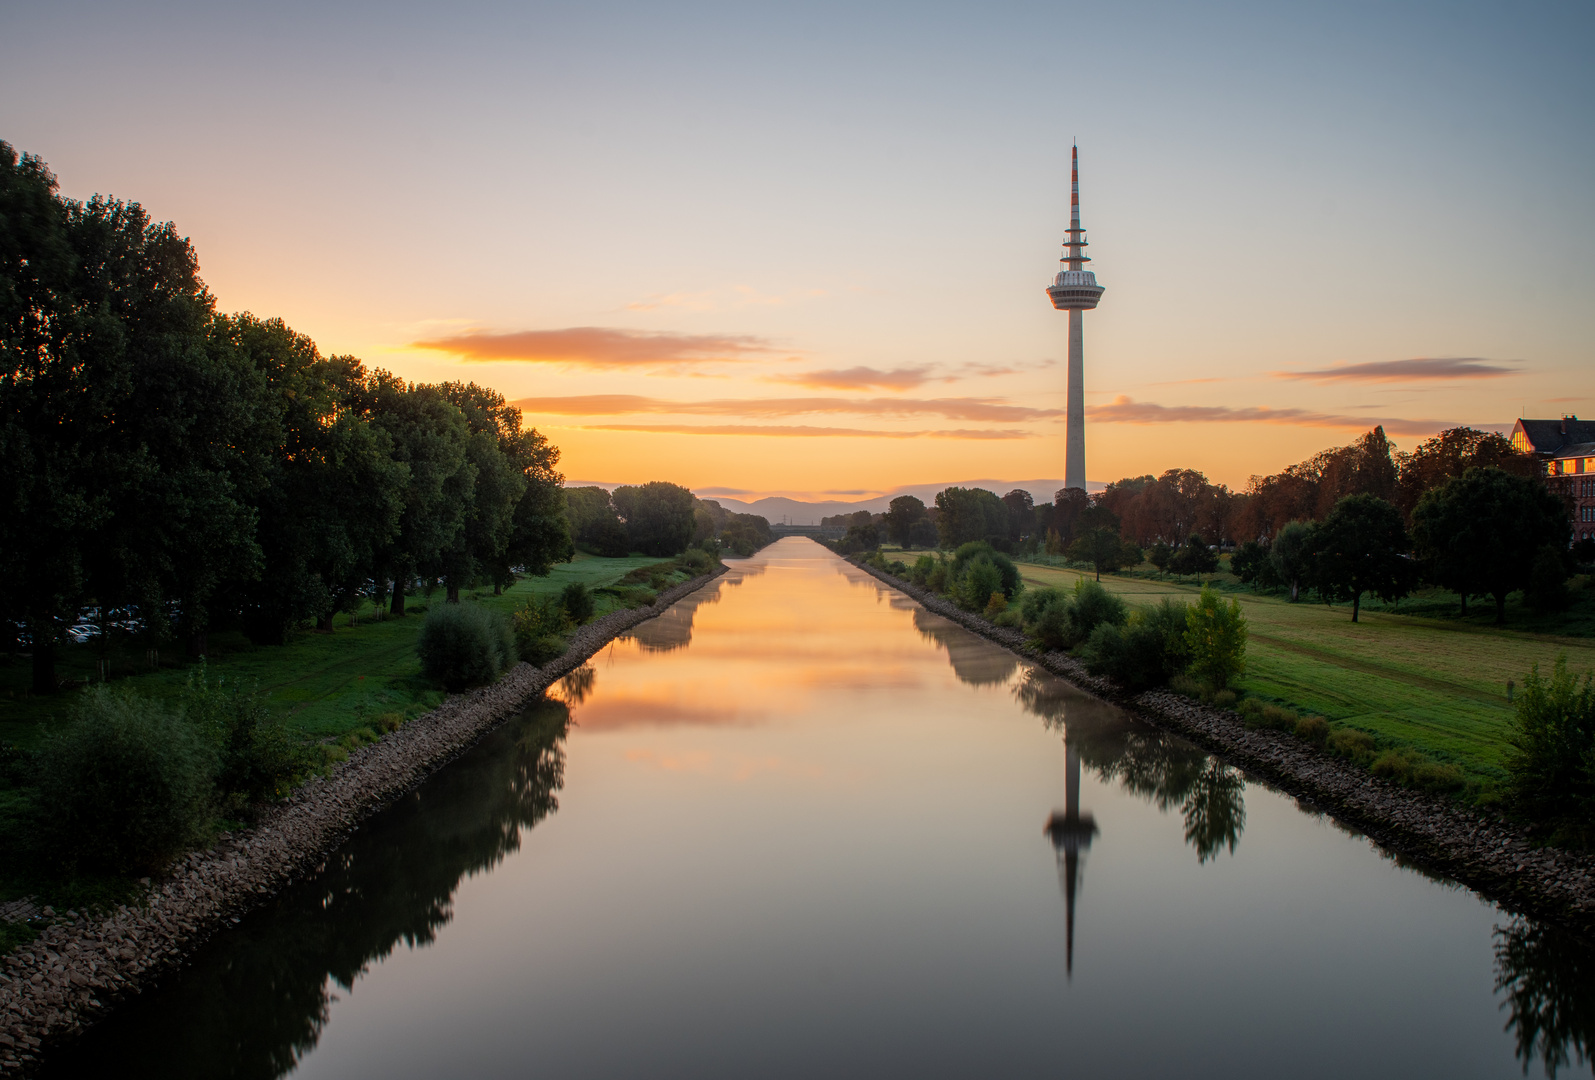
[420,602,517,690]
[1371,748,1467,793]
[1081,599,1189,692]
[910,555,936,586]
[926,563,950,593]
[677,547,713,575]
[561,582,596,625]
[1326,728,1377,765]
[1183,586,1247,691]
[511,595,572,665]
[1295,714,1330,744]
[1070,578,1127,640]
[1526,544,1572,613]
[36,687,216,873]
[951,542,1021,599]
[1169,673,1203,699]
[1211,689,1237,708]
[887,560,909,577]
[1021,587,1073,651]
[993,608,1022,629]
[958,556,1005,612]
[1504,656,1595,842]
[182,667,306,806]
[983,591,1009,620]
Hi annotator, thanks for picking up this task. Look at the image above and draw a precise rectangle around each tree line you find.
[836,424,1579,623]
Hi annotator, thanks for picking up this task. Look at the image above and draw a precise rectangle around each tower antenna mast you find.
[1046,143,1105,491]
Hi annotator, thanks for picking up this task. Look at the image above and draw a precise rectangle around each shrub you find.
[421,603,517,690]
[561,582,596,625]
[927,563,950,592]
[1081,599,1189,692]
[1371,748,1467,793]
[182,668,306,805]
[1504,656,1595,841]
[888,560,909,577]
[1326,728,1377,765]
[910,555,936,586]
[983,591,1008,620]
[1069,578,1128,641]
[1295,714,1330,744]
[958,556,1005,612]
[951,542,1021,599]
[1021,587,1074,651]
[36,687,216,873]
[1211,689,1237,708]
[677,548,713,575]
[1169,672,1204,699]
[993,608,1022,629]
[511,595,572,665]
[1183,586,1247,691]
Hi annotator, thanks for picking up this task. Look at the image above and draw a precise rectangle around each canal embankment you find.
[848,557,1595,934]
[0,565,730,1075]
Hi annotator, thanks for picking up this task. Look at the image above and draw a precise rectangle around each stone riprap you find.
[0,566,729,1075]
[850,558,1595,931]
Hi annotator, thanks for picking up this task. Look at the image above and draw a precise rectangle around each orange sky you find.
[5,3,1589,499]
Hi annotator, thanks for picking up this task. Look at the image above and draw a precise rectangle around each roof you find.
[1513,418,1595,455]
[1551,441,1595,460]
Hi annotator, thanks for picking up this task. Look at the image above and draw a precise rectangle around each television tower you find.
[1046,143,1105,491]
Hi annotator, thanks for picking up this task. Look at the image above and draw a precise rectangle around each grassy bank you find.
[1005,559,1595,789]
[0,553,689,750]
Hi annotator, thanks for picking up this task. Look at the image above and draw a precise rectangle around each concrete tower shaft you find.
[1046,144,1104,491]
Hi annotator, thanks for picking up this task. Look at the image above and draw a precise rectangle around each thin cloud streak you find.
[765,366,934,390]
[578,423,1032,440]
[514,394,1062,422]
[413,327,774,368]
[1087,395,1452,436]
[1274,357,1518,382]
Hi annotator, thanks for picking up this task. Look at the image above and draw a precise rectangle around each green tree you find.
[1001,489,1035,546]
[613,481,696,556]
[1167,534,1219,580]
[565,486,629,556]
[1411,467,1570,623]
[1309,493,1415,622]
[366,376,474,615]
[934,487,1008,549]
[1067,527,1126,580]
[1230,540,1266,588]
[1268,520,1316,602]
[884,494,927,547]
[1183,585,1247,690]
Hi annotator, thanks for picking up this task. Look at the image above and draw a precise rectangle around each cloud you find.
[578,423,1031,440]
[514,394,1061,422]
[1274,357,1519,382]
[412,327,773,368]
[1087,396,1453,436]
[625,285,826,313]
[765,366,935,391]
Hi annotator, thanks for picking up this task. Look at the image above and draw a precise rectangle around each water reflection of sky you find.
[45,539,1595,1079]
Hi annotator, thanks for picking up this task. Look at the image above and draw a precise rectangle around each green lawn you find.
[0,553,685,750]
[1012,559,1595,786]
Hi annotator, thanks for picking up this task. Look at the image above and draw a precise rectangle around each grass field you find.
[1002,558,1595,788]
[0,553,688,751]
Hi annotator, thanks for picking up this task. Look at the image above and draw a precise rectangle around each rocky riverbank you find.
[849,558,1595,932]
[0,566,730,1075]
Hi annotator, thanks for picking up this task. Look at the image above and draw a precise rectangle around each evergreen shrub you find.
[36,687,216,873]
[561,582,596,624]
[420,602,517,689]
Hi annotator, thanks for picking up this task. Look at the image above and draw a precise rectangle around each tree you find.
[1269,520,1316,602]
[1147,541,1173,575]
[1067,527,1125,581]
[1168,534,1219,580]
[1308,494,1414,622]
[565,487,629,557]
[613,481,696,556]
[1230,540,1267,588]
[884,495,927,547]
[1051,487,1091,549]
[1410,467,1569,623]
[934,487,1007,549]
[366,376,474,616]
[496,425,573,581]
[1503,655,1595,843]
[1183,586,1247,690]
[1001,489,1035,546]
[1395,426,1535,518]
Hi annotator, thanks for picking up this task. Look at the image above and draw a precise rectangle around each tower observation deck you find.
[1046,144,1104,491]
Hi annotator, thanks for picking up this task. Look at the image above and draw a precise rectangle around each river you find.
[42,539,1595,1078]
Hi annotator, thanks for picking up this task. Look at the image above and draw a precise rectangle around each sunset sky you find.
[3,1,1590,499]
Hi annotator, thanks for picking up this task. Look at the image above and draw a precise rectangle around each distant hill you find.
[567,478,1106,526]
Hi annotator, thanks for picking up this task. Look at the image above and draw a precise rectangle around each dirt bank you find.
[0,565,730,1074]
[849,558,1595,932]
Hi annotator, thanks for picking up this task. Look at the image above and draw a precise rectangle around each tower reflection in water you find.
[1043,742,1098,978]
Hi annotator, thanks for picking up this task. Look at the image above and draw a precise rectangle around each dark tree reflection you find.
[44,698,573,1080]
[914,609,1018,687]
[626,585,722,653]
[1014,668,1246,864]
[1494,917,1595,1077]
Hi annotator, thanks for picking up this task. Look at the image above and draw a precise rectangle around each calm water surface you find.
[47,539,1595,1078]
